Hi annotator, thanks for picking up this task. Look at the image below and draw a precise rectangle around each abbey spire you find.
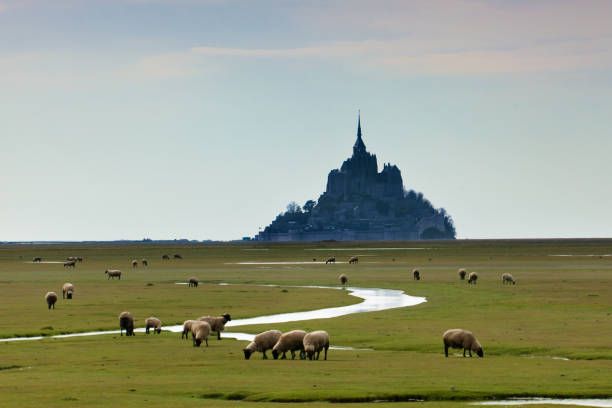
[353,111,366,155]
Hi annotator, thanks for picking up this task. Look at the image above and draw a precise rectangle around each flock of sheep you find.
[38,252,519,360]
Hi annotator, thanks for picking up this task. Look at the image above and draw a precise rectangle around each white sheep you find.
[272,330,307,360]
[105,269,121,280]
[197,314,231,340]
[467,272,478,284]
[303,330,330,360]
[243,330,282,359]
[119,311,135,336]
[182,320,196,340]
[62,283,74,299]
[502,273,516,285]
[443,329,483,357]
[145,317,162,334]
[191,321,211,347]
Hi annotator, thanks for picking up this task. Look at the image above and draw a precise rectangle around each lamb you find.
[467,272,478,284]
[197,313,231,340]
[458,268,467,280]
[62,283,74,299]
[162,254,170,260]
[32,257,42,262]
[45,292,58,310]
[413,269,421,281]
[339,274,348,285]
[303,330,330,360]
[191,321,211,347]
[64,261,76,268]
[348,256,359,264]
[325,257,336,264]
[502,273,516,285]
[145,317,162,334]
[105,269,121,280]
[272,330,307,360]
[188,277,199,287]
[141,259,148,267]
[443,329,483,357]
[119,311,135,336]
[182,320,196,339]
[173,254,183,259]
[243,330,282,359]
[131,260,138,268]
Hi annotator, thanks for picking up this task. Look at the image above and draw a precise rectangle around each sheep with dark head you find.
[32,257,42,262]
[62,283,74,299]
[105,269,121,280]
[443,329,483,357]
[191,321,211,347]
[182,320,196,339]
[348,256,358,264]
[162,254,170,260]
[339,274,348,286]
[303,330,330,360]
[502,273,516,285]
[325,257,336,264]
[243,330,282,360]
[458,268,467,280]
[197,313,232,340]
[119,311,135,336]
[64,261,76,268]
[413,269,421,280]
[173,254,183,259]
[272,330,306,360]
[141,259,148,267]
[131,260,138,268]
[468,272,478,284]
[188,277,199,287]
[145,317,162,334]
[45,292,58,310]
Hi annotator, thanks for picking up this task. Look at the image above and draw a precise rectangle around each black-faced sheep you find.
[64,261,76,268]
[349,256,358,264]
[459,268,467,280]
[62,283,74,299]
[467,272,478,284]
[191,321,211,347]
[173,254,183,259]
[339,274,348,286]
[45,291,58,310]
[413,269,421,281]
[272,330,307,360]
[141,259,148,267]
[119,311,135,336]
[325,257,336,264]
[145,317,162,334]
[243,330,282,360]
[188,277,199,287]
[197,314,231,340]
[303,330,330,361]
[182,320,196,339]
[502,273,516,285]
[162,254,170,260]
[131,260,138,268]
[32,257,42,262]
[76,257,83,263]
[67,256,76,261]
[105,269,121,280]
[443,329,483,358]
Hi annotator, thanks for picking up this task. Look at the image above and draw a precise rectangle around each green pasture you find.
[0,240,611,407]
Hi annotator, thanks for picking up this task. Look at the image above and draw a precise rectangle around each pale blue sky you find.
[1,0,611,241]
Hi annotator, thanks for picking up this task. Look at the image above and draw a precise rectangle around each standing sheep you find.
[348,256,359,264]
[45,292,58,310]
[131,260,138,268]
[173,254,183,259]
[325,257,336,264]
[467,272,478,284]
[64,261,76,268]
[458,268,467,280]
[62,283,75,299]
[303,330,330,361]
[197,314,231,340]
[145,317,162,334]
[76,257,83,263]
[191,321,211,347]
[105,269,121,280]
[413,269,421,281]
[119,311,135,336]
[243,330,282,360]
[188,277,199,287]
[32,257,42,262]
[182,320,196,339]
[272,330,307,360]
[443,329,483,357]
[141,259,148,267]
[162,254,170,260]
[339,274,348,286]
[502,273,516,285]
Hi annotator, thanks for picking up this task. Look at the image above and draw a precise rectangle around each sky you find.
[1,0,611,241]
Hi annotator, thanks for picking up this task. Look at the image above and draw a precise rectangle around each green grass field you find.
[0,240,611,408]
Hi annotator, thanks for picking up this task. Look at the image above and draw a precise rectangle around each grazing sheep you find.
[182,320,196,340]
[339,274,348,285]
[141,259,148,267]
[243,330,282,360]
[119,311,135,336]
[467,272,478,284]
[413,269,421,281]
[458,268,467,280]
[162,254,170,260]
[67,256,76,261]
[443,329,483,358]
[188,277,199,287]
[325,257,336,264]
[197,314,231,340]
[32,257,42,262]
[191,321,211,347]
[145,317,162,334]
[312,258,316,262]
[131,260,138,268]
[303,330,330,361]
[45,292,58,310]
[105,269,121,280]
[76,257,83,263]
[272,330,307,360]
[502,273,516,285]
[173,254,183,259]
[64,261,76,268]
[62,283,74,299]
[349,256,359,264]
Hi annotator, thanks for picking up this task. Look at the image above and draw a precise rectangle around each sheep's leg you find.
[463,348,466,357]
[299,350,306,360]
[469,350,473,357]
[262,351,268,359]
[324,346,328,360]
[205,338,208,347]
[217,331,221,340]
[290,351,295,360]
[445,345,449,357]
[316,350,320,360]
[281,352,287,360]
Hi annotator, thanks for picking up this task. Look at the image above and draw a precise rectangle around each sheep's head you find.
[222,313,231,322]
[66,291,73,299]
[155,326,162,334]
[476,347,484,357]
[272,350,280,360]
[194,339,202,347]
[305,344,315,360]
[243,349,253,360]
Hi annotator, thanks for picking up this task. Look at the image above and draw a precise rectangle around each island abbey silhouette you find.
[257,114,456,241]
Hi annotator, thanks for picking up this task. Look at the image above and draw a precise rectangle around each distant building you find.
[257,114,455,241]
